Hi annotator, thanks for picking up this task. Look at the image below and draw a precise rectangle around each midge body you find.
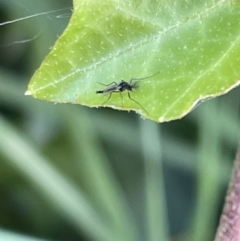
[96,71,160,115]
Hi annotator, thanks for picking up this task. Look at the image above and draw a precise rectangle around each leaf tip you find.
[24,90,32,96]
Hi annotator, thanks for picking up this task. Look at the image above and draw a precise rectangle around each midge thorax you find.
[96,71,160,115]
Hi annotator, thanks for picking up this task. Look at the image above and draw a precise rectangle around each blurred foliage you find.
[0,1,240,241]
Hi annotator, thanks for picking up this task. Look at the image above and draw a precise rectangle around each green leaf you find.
[26,0,240,122]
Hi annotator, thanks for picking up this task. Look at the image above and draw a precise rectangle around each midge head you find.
[96,71,160,115]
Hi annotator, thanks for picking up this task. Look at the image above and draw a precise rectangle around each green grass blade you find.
[0,229,49,241]
[61,107,140,241]
[190,101,224,241]
[140,121,169,241]
[0,117,116,241]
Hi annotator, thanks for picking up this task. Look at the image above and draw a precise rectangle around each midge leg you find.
[100,92,124,108]
[127,91,149,115]
[119,92,123,108]
[97,81,118,86]
[100,92,112,106]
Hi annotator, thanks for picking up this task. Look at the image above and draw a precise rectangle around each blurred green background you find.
[0,1,240,241]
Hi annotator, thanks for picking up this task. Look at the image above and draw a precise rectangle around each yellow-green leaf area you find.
[26,0,240,122]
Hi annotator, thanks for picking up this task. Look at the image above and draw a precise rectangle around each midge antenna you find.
[96,71,160,115]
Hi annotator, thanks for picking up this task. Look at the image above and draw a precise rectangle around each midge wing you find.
[131,80,140,89]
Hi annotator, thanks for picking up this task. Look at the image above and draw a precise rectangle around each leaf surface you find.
[26,0,240,122]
